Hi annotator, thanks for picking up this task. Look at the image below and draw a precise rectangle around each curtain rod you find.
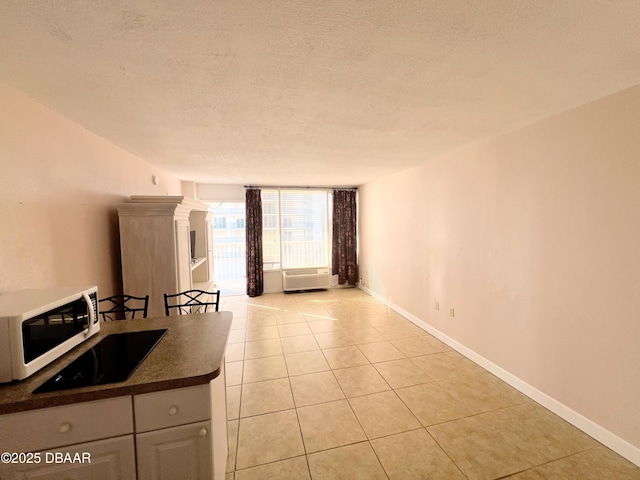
[244,185,357,191]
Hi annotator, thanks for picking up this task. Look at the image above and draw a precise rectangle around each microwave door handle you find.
[83,291,97,338]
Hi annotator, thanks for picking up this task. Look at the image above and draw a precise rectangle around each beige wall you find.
[0,82,182,296]
[197,184,246,203]
[359,85,640,459]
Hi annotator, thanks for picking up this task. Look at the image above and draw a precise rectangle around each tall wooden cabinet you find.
[118,196,214,318]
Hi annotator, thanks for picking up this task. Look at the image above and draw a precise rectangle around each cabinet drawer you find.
[0,396,133,452]
[134,384,210,433]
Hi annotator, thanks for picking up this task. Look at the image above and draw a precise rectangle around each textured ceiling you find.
[1,1,640,187]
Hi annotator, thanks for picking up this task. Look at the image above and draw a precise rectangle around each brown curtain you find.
[332,189,358,285]
[245,188,263,297]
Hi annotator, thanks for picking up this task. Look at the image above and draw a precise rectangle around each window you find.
[261,189,332,270]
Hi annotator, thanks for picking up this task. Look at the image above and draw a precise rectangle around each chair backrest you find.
[99,294,149,321]
[164,289,221,316]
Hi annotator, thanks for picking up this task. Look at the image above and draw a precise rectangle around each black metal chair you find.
[99,294,149,321]
[164,289,221,316]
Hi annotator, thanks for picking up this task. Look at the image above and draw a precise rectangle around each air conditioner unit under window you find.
[282,268,331,292]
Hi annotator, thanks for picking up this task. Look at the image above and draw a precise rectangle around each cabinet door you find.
[175,218,193,293]
[136,421,212,480]
[204,214,214,282]
[0,435,136,480]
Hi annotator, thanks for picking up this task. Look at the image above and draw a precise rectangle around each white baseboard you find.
[358,285,640,467]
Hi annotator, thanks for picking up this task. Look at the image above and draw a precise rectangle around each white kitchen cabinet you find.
[133,384,210,432]
[133,369,228,480]
[133,383,212,479]
[0,397,136,480]
[0,375,227,480]
[0,435,136,480]
[117,196,215,317]
[136,421,212,480]
[0,396,133,453]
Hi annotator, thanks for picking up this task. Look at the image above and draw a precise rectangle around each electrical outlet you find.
[435,301,439,311]
[449,307,455,317]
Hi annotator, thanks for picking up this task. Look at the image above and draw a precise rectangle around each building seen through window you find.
[210,202,246,287]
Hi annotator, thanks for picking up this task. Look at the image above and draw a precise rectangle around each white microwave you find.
[0,286,100,383]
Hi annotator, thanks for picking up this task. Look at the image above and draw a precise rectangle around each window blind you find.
[261,189,332,269]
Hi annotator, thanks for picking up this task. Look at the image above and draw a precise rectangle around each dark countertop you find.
[0,312,232,415]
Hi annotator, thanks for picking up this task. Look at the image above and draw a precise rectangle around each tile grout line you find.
[224,290,636,478]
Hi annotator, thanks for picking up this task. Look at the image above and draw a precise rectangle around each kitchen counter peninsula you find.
[0,312,232,480]
[0,311,232,414]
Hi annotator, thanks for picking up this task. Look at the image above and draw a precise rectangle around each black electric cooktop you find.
[34,329,167,394]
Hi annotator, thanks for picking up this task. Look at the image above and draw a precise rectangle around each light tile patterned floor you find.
[220,289,640,480]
